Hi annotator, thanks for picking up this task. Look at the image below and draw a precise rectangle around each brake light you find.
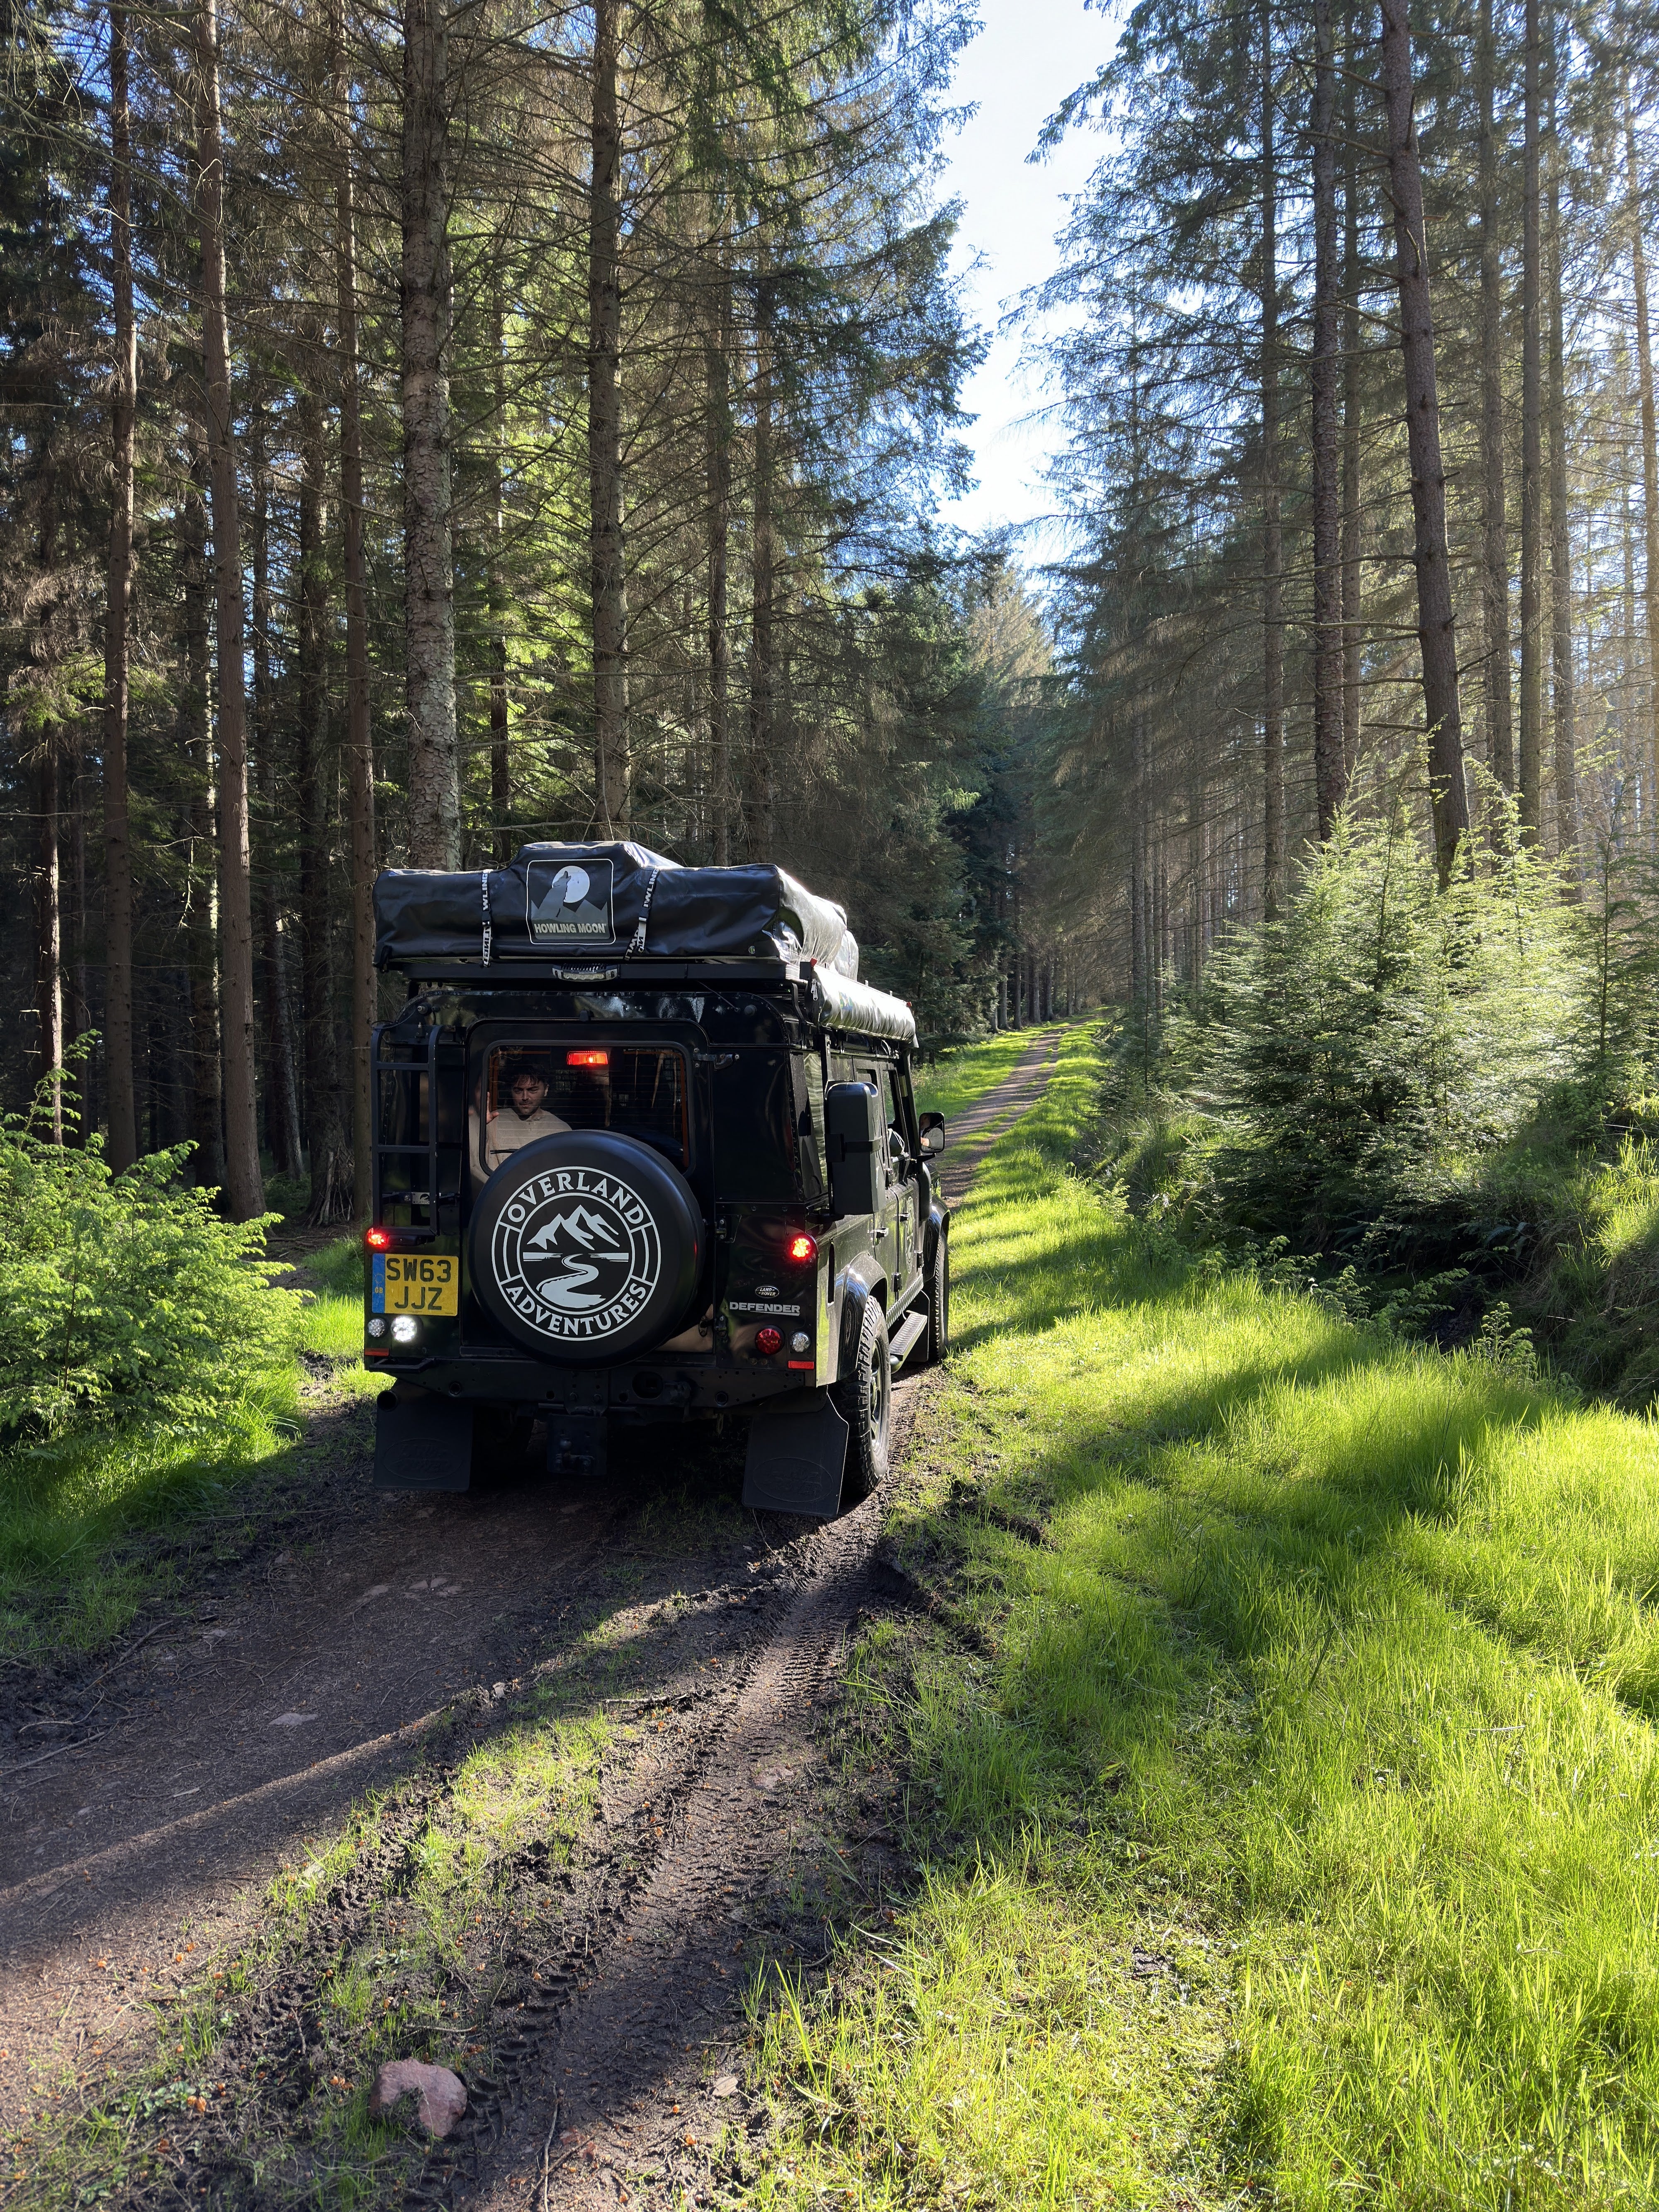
[755,1326,783,1357]
[567,1049,609,1067]
[787,1232,817,1265]
[365,1226,392,1251]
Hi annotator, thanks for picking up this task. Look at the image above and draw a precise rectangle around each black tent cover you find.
[374,842,917,1044]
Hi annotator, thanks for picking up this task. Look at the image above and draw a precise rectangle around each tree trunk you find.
[1546,6,1577,876]
[195,0,263,1219]
[1478,0,1514,793]
[1130,711,1147,997]
[34,439,63,1140]
[489,279,511,862]
[251,411,302,1175]
[1341,74,1363,779]
[1260,0,1284,913]
[102,0,138,1169]
[1626,88,1659,833]
[706,233,732,866]
[298,357,353,1226]
[36,742,62,1136]
[180,447,224,1192]
[1379,0,1469,882]
[749,275,776,859]
[336,0,376,1217]
[589,0,629,833]
[1310,0,1342,838]
[1518,0,1543,838]
[402,0,458,867]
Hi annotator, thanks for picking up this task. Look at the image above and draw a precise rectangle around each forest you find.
[0,0,1066,1229]
[16,0,1659,2202]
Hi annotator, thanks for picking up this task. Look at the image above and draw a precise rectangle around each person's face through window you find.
[508,1071,548,1118]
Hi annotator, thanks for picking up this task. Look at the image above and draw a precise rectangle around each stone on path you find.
[369,2059,468,2137]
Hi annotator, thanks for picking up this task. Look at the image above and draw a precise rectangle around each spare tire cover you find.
[467,1131,703,1364]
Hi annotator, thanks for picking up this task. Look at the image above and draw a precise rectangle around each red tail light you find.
[787,1232,817,1265]
[365,1226,392,1251]
[567,1049,609,1067]
[755,1326,783,1357]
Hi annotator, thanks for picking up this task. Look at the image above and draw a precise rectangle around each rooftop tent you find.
[372,842,915,1043]
[374,841,856,968]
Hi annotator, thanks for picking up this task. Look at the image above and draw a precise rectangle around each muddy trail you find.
[0,1029,1061,2206]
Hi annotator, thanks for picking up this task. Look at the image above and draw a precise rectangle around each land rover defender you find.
[364,841,949,1519]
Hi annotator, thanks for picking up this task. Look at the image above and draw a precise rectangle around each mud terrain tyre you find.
[925,1233,950,1364]
[835,1297,892,1506]
[467,1130,703,1364]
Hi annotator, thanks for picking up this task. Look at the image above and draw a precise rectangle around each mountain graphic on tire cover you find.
[522,1207,629,1311]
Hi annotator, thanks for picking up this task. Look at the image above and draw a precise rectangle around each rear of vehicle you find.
[364,842,948,1517]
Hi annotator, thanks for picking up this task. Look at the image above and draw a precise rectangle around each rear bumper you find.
[370,1351,808,1414]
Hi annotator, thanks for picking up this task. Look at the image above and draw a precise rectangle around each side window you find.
[793,1052,827,1202]
[712,1051,800,1201]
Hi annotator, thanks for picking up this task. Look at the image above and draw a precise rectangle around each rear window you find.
[472,1043,688,1184]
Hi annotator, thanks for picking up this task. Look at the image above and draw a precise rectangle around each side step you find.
[888,1307,929,1372]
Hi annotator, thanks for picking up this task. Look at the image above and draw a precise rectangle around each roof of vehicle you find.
[373,842,917,1045]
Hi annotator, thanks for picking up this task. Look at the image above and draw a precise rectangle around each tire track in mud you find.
[440,1028,1067,2212]
[0,1027,1063,2203]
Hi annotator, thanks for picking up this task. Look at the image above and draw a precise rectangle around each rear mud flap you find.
[742,1390,850,1520]
[372,1391,474,1492]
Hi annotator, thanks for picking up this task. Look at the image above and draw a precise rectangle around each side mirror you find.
[920,1113,945,1156]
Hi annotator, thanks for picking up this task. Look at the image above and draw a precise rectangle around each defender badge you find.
[528,860,615,942]
[491,1166,661,1343]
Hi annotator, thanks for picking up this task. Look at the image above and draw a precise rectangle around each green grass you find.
[0,1238,373,1662]
[749,1020,1659,2208]
[914,1023,1058,1123]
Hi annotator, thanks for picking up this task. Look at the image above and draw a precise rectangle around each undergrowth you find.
[0,1231,369,1664]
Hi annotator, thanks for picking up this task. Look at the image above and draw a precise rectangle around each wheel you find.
[467,1129,703,1363]
[835,1298,892,1506]
[925,1233,950,1364]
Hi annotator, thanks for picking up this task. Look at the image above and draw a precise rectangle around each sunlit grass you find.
[0,1238,375,1661]
[0,1372,302,1659]
[753,1020,1659,2208]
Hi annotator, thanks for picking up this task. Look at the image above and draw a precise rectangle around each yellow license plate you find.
[376,1253,458,1316]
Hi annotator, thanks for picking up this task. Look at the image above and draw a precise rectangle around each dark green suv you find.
[365,842,949,1518]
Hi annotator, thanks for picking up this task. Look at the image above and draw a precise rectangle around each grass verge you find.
[748,1020,1659,2209]
[0,1236,370,1665]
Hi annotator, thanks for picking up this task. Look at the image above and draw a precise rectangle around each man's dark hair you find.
[504,1058,550,1086]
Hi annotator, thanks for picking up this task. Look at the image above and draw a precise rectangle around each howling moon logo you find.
[490,1165,661,1343]
[528,859,615,941]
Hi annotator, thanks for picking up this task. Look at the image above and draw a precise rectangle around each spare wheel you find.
[467,1130,703,1365]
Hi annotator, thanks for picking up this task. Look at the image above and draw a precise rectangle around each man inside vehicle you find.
[470,1059,569,1186]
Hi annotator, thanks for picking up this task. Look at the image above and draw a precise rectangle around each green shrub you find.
[0,1079,304,1445]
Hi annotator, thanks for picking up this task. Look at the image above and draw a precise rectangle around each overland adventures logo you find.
[527,860,615,942]
[489,1165,661,1343]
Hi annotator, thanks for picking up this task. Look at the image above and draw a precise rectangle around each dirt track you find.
[0,1029,1061,2201]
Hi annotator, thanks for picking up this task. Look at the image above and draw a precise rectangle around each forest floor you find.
[0,1027,1062,2212]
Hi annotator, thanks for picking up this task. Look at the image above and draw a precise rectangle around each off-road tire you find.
[466,1129,703,1364]
[835,1298,892,1506]
[925,1233,950,1363]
